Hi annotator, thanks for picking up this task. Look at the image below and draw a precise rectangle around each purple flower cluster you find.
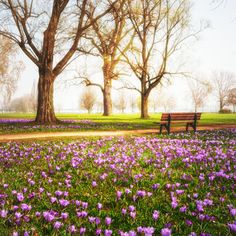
[0,129,235,235]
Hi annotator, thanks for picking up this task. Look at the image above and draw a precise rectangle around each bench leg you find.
[160,125,163,134]
[187,123,197,133]
[193,124,196,133]
[186,123,189,132]
[167,124,170,135]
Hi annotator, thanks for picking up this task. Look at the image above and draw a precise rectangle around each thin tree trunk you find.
[102,60,112,116]
[35,72,57,124]
[220,100,223,111]
[141,93,149,119]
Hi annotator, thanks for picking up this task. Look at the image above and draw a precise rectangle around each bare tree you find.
[188,77,212,112]
[227,88,236,112]
[29,80,38,113]
[212,71,236,111]
[0,0,117,123]
[130,95,137,113]
[121,0,195,118]
[81,0,133,116]
[149,96,159,113]
[211,0,226,6]
[115,92,127,113]
[80,88,97,114]
[156,91,176,112]
[0,36,23,111]
[10,94,35,113]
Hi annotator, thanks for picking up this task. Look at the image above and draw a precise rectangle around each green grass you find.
[1,112,236,124]
[0,113,235,135]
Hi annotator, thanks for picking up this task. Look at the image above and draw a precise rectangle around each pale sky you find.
[12,0,236,113]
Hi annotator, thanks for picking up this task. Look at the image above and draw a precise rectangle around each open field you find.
[0,113,236,134]
[0,129,236,235]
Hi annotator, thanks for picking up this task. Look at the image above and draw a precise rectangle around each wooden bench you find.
[157,112,201,134]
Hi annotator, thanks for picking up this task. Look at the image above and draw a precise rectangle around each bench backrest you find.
[161,112,201,121]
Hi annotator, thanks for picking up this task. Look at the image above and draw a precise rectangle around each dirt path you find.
[0,124,235,142]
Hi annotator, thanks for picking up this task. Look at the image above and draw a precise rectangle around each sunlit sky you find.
[13,0,236,113]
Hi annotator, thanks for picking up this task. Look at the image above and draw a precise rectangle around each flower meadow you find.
[0,129,236,235]
[0,119,138,134]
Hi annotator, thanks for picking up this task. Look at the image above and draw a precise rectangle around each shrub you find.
[219,109,232,113]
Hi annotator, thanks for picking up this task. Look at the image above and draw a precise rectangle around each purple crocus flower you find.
[77,211,88,218]
[119,231,129,236]
[129,205,135,212]
[104,229,113,236]
[13,206,19,211]
[68,225,77,233]
[61,212,68,220]
[143,227,155,236]
[95,217,101,225]
[137,227,143,233]
[128,231,137,236]
[153,210,159,220]
[3,184,8,188]
[185,219,193,226]
[188,233,197,236]
[43,211,55,222]
[82,202,88,209]
[35,212,41,217]
[122,208,127,215]
[89,216,96,223]
[117,191,122,200]
[161,228,172,236]
[136,190,146,197]
[59,199,70,207]
[54,221,63,229]
[96,228,102,235]
[171,201,178,209]
[55,190,63,197]
[105,217,112,225]
[39,188,44,193]
[180,206,187,213]
[15,212,22,219]
[17,193,24,202]
[21,203,32,211]
[0,209,7,218]
[24,231,29,236]
[152,183,160,190]
[51,197,57,203]
[80,227,86,235]
[130,211,136,219]
[125,188,131,194]
[230,208,236,217]
[228,223,236,232]
[97,203,102,210]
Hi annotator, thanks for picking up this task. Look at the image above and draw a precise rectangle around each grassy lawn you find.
[0,113,235,134]
[0,130,235,235]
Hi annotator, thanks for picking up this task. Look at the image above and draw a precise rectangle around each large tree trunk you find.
[141,93,149,119]
[35,71,57,124]
[103,78,112,116]
[102,60,113,116]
